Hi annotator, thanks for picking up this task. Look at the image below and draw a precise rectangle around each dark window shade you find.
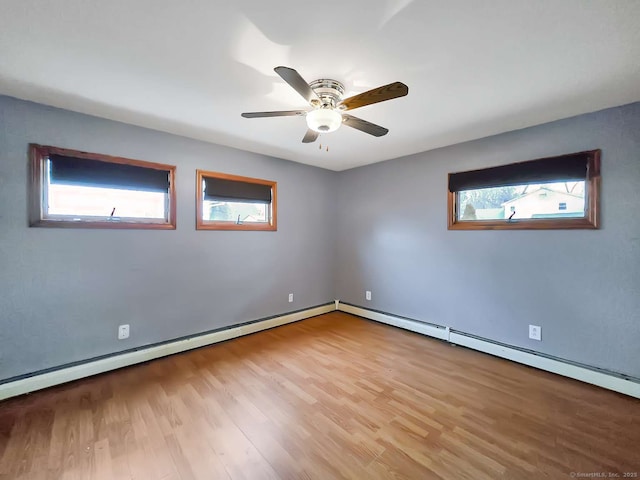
[49,155,170,192]
[448,152,590,192]
[203,177,272,203]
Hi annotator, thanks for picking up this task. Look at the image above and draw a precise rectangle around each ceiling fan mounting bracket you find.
[309,79,345,109]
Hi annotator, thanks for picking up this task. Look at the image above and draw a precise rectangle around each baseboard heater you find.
[0,303,335,401]
[2,302,638,401]
[337,301,640,399]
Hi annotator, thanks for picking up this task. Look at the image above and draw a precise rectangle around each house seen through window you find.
[458,181,586,221]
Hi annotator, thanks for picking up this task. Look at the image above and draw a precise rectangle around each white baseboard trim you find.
[337,303,449,341]
[0,304,334,401]
[337,302,640,399]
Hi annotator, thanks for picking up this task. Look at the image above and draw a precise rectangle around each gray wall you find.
[0,95,337,381]
[2,94,638,383]
[335,102,640,378]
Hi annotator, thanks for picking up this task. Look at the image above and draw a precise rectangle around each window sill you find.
[196,221,276,231]
[448,217,598,230]
[30,219,176,229]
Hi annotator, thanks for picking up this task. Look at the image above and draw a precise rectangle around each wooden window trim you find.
[29,144,177,229]
[196,169,277,231]
[447,150,601,230]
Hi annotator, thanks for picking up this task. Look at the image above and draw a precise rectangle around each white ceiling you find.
[1,0,639,171]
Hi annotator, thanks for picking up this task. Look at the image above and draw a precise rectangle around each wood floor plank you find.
[1,312,639,479]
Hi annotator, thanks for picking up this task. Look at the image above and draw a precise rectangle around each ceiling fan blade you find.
[241,110,306,118]
[274,66,321,105]
[302,129,319,143]
[338,82,408,111]
[342,114,389,137]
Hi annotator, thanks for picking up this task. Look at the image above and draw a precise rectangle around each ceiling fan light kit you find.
[306,108,342,133]
[241,66,408,144]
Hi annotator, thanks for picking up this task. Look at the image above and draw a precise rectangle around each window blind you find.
[203,177,272,203]
[448,152,592,192]
[49,154,170,192]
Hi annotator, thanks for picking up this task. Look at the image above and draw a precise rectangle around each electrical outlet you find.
[288,293,294,303]
[118,324,130,340]
[529,325,541,341]
[365,290,372,301]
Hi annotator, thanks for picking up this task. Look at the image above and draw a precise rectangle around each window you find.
[196,170,277,231]
[447,150,600,230]
[29,145,176,229]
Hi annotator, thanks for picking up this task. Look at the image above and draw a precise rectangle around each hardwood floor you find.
[0,312,638,479]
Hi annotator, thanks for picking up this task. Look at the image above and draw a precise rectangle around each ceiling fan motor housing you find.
[309,79,345,108]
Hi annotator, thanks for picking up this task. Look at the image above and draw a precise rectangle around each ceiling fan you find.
[241,66,408,143]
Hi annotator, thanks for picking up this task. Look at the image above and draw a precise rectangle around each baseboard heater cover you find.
[337,302,449,341]
[0,303,335,401]
[336,302,640,399]
[448,331,640,398]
